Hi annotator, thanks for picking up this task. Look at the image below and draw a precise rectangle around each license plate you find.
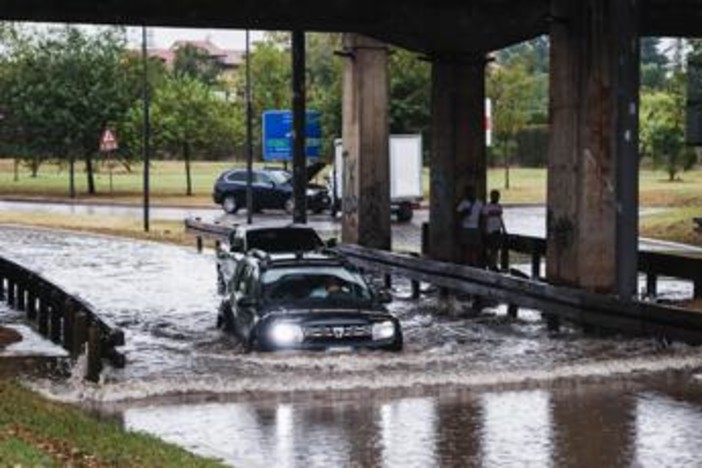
[327,346,353,353]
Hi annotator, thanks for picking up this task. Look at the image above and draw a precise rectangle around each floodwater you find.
[121,375,702,467]
[1,221,702,466]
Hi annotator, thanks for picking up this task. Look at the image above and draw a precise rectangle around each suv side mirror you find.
[376,289,392,304]
[326,238,338,248]
[230,237,245,253]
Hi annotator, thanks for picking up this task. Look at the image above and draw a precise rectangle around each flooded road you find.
[1,224,702,466]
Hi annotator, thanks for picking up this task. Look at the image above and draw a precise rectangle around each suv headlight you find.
[372,321,396,341]
[269,322,304,345]
[306,188,318,196]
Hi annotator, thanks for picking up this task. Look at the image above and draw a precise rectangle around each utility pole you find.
[291,30,307,224]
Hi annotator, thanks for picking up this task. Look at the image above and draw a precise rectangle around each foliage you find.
[389,48,431,150]
[306,33,343,159]
[640,90,697,181]
[0,26,142,193]
[641,37,668,90]
[172,43,221,87]
[122,74,242,194]
[487,60,537,185]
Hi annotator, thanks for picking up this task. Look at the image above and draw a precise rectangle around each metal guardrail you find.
[184,217,702,342]
[0,256,125,382]
[503,233,702,298]
[338,244,702,344]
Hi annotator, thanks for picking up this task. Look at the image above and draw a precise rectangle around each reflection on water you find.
[124,377,702,467]
[480,391,552,467]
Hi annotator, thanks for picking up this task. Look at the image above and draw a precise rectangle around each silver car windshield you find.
[262,266,372,303]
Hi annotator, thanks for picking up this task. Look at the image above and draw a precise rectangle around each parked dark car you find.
[216,224,328,294]
[217,251,402,352]
[212,163,330,214]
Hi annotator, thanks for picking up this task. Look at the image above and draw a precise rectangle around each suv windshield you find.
[269,171,291,185]
[261,265,372,305]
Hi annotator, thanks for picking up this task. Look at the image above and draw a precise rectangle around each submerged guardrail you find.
[0,256,125,382]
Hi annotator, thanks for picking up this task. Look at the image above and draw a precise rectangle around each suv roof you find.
[230,225,324,253]
[246,250,352,270]
[223,162,325,182]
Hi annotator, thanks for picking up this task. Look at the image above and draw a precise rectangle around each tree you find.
[172,44,220,87]
[641,37,668,90]
[389,48,431,151]
[640,91,697,181]
[138,75,240,195]
[487,61,536,188]
[307,33,343,159]
[0,26,141,195]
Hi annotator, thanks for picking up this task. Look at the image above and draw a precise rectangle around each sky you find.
[125,26,264,50]
[12,21,264,51]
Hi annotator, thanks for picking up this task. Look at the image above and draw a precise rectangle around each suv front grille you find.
[304,324,371,340]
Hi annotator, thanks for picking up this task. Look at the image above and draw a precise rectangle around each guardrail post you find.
[421,222,429,256]
[646,272,657,297]
[7,274,15,308]
[37,285,50,337]
[197,236,203,253]
[500,245,510,272]
[72,312,88,357]
[63,299,75,353]
[26,280,37,321]
[384,274,392,290]
[694,277,702,299]
[507,304,518,318]
[50,293,62,344]
[0,266,5,300]
[546,313,560,332]
[531,252,541,280]
[86,324,103,383]
[16,274,26,311]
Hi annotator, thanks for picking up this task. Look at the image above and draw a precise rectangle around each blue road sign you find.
[262,110,321,161]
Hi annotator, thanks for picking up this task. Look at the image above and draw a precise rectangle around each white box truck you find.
[331,134,423,222]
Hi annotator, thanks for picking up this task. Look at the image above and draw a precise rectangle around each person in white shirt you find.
[456,185,484,267]
[482,189,507,271]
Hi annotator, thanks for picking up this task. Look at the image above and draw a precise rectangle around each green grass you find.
[0,437,54,466]
[6,159,698,207]
[0,380,222,466]
[1,158,701,246]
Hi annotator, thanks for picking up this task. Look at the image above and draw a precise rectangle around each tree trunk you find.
[504,142,511,190]
[184,142,193,196]
[86,154,96,195]
[69,156,76,198]
[30,156,39,178]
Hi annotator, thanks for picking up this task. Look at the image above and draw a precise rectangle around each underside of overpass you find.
[2,0,702,299]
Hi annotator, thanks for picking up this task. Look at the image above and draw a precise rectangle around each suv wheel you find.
[284,198,295,215]
[222,194,240,214]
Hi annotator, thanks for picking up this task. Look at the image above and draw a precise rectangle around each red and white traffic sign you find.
[100,129,118,152]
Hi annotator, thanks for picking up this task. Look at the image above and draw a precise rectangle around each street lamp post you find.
[142,25,151,232]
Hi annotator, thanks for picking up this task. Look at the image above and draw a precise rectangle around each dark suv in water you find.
[212,163,330,214]
[217,250,403,352]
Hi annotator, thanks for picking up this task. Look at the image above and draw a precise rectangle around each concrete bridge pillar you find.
[340,33,391,250]
[428,54,487,263]
[547,0,640,296]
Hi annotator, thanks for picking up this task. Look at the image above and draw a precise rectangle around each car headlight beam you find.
[269,322,304,346]
[372,321,395,341]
